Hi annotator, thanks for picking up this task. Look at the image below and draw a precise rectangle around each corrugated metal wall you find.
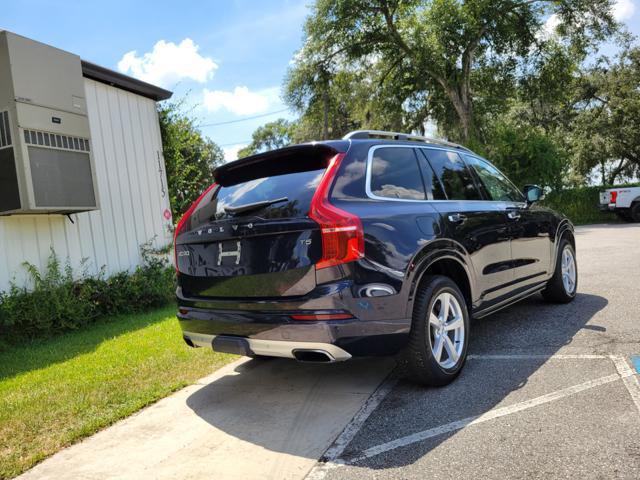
[0,78,173,291]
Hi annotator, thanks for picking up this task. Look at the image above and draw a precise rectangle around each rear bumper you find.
[182,331,353,362]
[599,203,616,211]
[176,281,411,357]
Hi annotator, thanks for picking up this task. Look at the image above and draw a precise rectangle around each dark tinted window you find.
[419,149,481,200]
[463,155,525,202]
[370,147,426,200]
[215,169,324,219]
[185,169,326,231]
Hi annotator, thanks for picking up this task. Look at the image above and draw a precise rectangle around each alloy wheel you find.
[428,292,465,369]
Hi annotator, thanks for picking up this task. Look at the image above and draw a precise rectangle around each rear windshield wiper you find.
[224,197,288,215]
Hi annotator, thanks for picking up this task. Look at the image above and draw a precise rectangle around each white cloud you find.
[203,86,280,116]
[223,144,248,162]
[538,1,635,40]
[612,0,635,21]
[117,39,217,88]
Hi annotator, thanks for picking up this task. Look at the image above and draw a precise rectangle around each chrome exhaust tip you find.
[292,349,336,363]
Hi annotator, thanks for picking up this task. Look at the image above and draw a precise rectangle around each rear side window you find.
[369,147,426,200]
[419,149,482,200]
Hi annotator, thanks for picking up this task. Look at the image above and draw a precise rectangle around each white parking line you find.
[307,352,640,477]
[611,355,640,415]
[345,371,629,464]
[306,374,398,480]
[468,354,609,360]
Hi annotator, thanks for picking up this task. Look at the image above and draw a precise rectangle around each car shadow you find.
[184,292,607,469]
[339,292,609,468]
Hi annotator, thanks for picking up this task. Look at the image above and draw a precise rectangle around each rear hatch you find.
[175,144,341,299]
[599,189,612,205]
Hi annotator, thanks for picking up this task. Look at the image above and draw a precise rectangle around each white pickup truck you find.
[599,187,640,222]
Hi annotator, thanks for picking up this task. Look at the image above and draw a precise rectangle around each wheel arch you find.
[552,219,576,272]
[406,241,476,318]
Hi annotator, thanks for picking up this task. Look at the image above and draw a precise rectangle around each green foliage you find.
[571,43,640,185]
[472,121,569,191]
[158,100,225,219]
[238,119,295,158]
[286,0,616,142]
[541,183,640,225]
[0,242,175,341]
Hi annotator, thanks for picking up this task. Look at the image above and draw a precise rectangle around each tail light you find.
[173,183,217,272]
[309,153,364,269]
[609,191,618,204]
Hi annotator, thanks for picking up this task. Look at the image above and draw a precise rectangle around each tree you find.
[287,0,616,142]
[476,120,569,191]
[158,101,224,218]
[571,44,640,185]
[237,119,295,158]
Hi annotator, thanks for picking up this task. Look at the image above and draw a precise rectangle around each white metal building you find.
[0,31,173,291]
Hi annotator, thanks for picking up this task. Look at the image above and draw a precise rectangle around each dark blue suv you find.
[174,130,577,386]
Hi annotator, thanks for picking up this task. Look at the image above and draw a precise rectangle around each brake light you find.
[309,153,364,269]
[173,183,217,272]
[610,191,618,204]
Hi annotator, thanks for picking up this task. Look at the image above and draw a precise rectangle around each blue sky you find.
[2,0,639,161]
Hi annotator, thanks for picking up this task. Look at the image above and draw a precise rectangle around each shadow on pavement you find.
[185,355,394,466]
[185,292,606,472]
[339,292,609,468]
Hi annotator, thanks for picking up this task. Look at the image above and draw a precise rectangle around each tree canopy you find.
[286,0,617,142]
[237,119,295,158]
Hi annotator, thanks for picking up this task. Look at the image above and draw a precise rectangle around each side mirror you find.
[523,185,543,204]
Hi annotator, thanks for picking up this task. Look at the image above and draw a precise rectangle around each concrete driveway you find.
[19,224,640,480]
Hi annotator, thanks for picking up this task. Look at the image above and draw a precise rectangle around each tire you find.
[615,210,633,222]
[400,275,470,386]
[542,239,577,303]
[631,203,640,223]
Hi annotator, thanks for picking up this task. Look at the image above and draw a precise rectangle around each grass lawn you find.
[0,306,236,479]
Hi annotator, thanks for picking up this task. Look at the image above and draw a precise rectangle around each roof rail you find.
[342,130,468,151]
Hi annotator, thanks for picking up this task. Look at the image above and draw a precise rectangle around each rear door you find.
[417,148,513,304]
[175,147,335,299]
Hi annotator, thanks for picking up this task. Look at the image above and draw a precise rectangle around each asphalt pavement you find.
[313,223,640,480]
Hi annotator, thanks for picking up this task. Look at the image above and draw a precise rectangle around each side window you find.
[369,147,426,200]
[419,149,482,200]
[463,155,525,202]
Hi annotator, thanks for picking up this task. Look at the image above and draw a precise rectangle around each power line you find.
[199,108,290,127]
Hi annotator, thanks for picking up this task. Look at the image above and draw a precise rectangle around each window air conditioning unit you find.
[0,31,99,215]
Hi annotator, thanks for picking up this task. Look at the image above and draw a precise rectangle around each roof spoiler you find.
[214,143,341,187]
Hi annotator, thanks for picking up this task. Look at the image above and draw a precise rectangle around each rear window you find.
[183,169,326,232]
[213,169,325,219]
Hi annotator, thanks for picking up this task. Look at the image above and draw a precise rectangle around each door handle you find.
[448,213,467,224]
[507,210,521,220]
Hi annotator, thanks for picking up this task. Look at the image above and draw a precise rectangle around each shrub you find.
[0,240,175,342]
[541,182,640,225]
